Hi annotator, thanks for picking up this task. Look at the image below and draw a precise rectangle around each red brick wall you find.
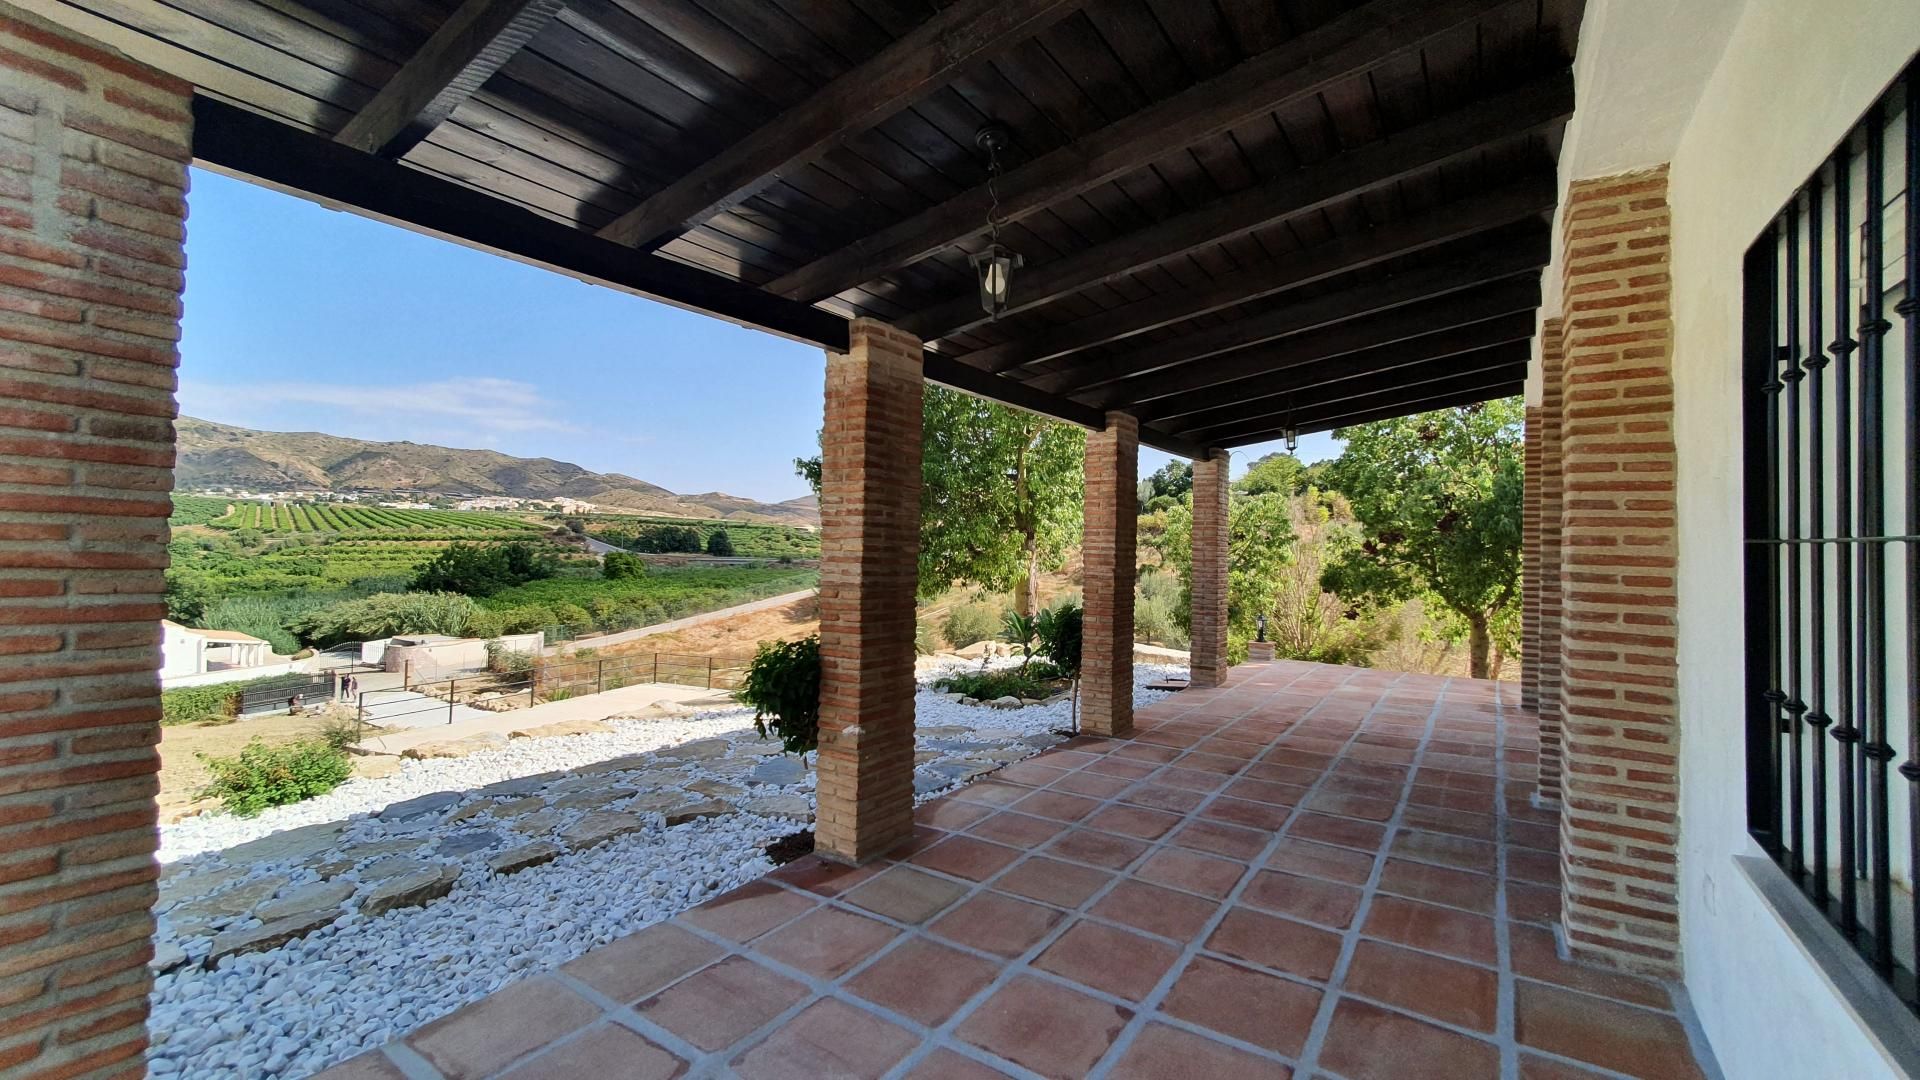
[1188,452,1229,688]
[814,319,922,865]
[1538,316,1566,803]
[1522,405,1542,712]
[1081,411,1136,737]
[0,7,188,1075]
[1554,169,1680,976]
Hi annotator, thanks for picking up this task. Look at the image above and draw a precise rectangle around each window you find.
[1743,59,1916,1009]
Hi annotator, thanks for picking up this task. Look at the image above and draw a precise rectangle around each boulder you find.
[253,879,354,923]
[360,864,459,916]
[986,696,1024,710]
[488,842,560,877]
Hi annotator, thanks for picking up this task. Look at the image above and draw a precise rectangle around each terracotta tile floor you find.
[317,661,1714,1080]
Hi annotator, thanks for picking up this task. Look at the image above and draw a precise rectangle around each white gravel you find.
[148,663,1186,1079]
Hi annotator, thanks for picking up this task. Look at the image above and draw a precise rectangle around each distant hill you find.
[173,417,819,526]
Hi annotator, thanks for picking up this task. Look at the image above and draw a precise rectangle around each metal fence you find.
[358,649,753,728]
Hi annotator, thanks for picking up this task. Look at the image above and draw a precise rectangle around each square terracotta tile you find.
[1152,766,1232,792]
[1205,906,1343,981]
[1045,828,1150,869]
[930,891,1063,958]
[1508,881,1561,925]
[1509,847,1561,886]
[1088,879,1219,941]
[408,976,600,1077]
[1111,743,1182,764]
[1403,803,1495,841]
[1199,796,1291,831]
[1133,847,1248,899]
[752,906,899,979]
[955,976,1132,1078]
[1343,938,1498,1032]
[636,956,809,1052]
[769,855,882,897]
[1082,803,1182,840]
[1180,752,1247,775]
[678,880,817,943]
[560,922,722,1004]
[1291,812,1389,852]
[1107,1023,1291,1079]
[921,798,998,831]
[1223,777,1308,807]
[902,1048,1019,1079]
[1034,919,1180,1001]
[1239,870,1364,928]
[1012,789,1104,822]
[733,997,919,1080]
[844,865,970,925]
[307,1052,410,1080]
[966,810,1068,849]
[1377,858,1497,915]
[1085,757,1157,779]
[1316,997,1501,1080]
[846,939,999,1026]
[1049,770,1134,798]
[498,1023,687,1080]
[1362,895,1497,964]
[1121,783,1206,814]
[1170,819,1269,860]
[1390,829,1497,873]
[1516,983,1704,1079]
[909,836,1023,881]
[1518,1053,1616,1079]
[1509,925,1672,1009]
[1241,761,1324,787]
[992,856,1112,908]
[1159,956,1322,1056]
[951,780,1035,808]
[996,761,1070,787]
[1263,837,1375,885]
[1304,790,1400,822]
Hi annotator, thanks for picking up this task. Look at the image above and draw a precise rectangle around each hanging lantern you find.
[970,244,1024,319]
[1284,426,1300,453]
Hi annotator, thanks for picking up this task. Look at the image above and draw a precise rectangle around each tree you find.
[411,541,557,597]
[602,551,645,580]
[1144,490,1297,663]
[706,528,735,556]
[1235,452,1306,497]
[288,592,478,647]
[1319,400,1524,679]
[1141,460,1192,502]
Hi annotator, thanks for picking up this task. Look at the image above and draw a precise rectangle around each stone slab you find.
[434,831,504,859]
[560,812,649,850]
[664,800,732,827]
[361,865,459,916]
[206,908,339,965]
[748,757,807,786]
[222,824,346,867]
[489,842,560,876]
[169,875,290,924]
[377,792,462,823]
[253,879,355,923]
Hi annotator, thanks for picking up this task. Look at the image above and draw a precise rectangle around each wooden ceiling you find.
[30,0,1584,458]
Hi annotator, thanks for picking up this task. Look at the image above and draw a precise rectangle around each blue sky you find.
[179,168,1333,502]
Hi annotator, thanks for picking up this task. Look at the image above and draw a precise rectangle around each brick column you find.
[1521,404,1542,711]
[1081,412,1136,737]
[1555,168,1680,976]
[1537,317,1566,806]
[0,8,189,1075]
[815,319,922,865]
[1188,451,1229,688]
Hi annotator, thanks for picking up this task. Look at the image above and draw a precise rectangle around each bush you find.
[706,528,735,556]
[602,551,645,580]
[934,664,1065,701]
[915,619,941,656]
[197,737,353,816]
[162,683,239,726]
[737,636,821,755]
[286,591,478,647]
[1036,602,1083,679]
[941,599,1003,650]
[487,643,535,675]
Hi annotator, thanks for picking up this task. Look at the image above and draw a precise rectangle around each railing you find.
[1741,59,1917,1010]
[356,650,752,729]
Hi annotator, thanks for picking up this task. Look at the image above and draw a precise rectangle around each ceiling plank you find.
[766,0,1520,303]
[333,0,564,158]
[1025,233,1545,395]
[1103,278,1539,410]
[194,95,849,349]
[1171,343,1531,441]
[593,0,1086,250]
[963,176,1556,374]
[1139,316,1535,425]
[917,353,1209,459]
[898,69,1572,342]
[1215,375,1526,447]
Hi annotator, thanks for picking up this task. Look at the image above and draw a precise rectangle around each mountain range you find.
[173,417,819,526]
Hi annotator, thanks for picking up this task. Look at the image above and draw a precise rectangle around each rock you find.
[157,865,247,909]
[312,838,423,877]
[930,761,998,783]
[434,831,504,859]
[914,751,942,765]
[360,865,459,916]
[358,857,435,884]
[253,879,354,923]
[488,842,560,877]
[575,754,655,776]
[444,801,494,824]
[351,756,403,780]
[222,824,346,866]
[401,733,507,759]
[914,773,950,796]
[742,795,812,822]
[664,800,732,827]
[916,725,970,738]
[552,787,636,810]
[150,941,190,974]
[987,696,1024,710]
[1020,733,1064,749]
[922,738,996,752]
[653,738,729,762]
[748,757,807,786]
[507,810,565,836]
[686,779,745,799]
[508,719,614,739]
[559,812,649,851]
[376,792,462,823]
[170,875,290,925]
[478,776,550,797]
[623,791,683,814]
[206,908,340,965]
[1018,698,1048,707]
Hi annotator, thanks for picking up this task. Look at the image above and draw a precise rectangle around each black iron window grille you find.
[1744,58,1917,1010]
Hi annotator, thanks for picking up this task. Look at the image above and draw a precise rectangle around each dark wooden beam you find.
[963,176,1556,375]
[1104,278,1539,410]
[1215,375,1526,447]
[899,70,1572,342]
[766,0,1519,303]
[917,352,1208,459]
[595,0,1084,250]
[1023,233,1546,394]
[1172,343,1530,441]
[194,95,849,350]
[1139,316,1534,425]
[333,0,564,158]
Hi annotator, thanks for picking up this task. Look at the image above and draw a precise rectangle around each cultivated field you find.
[210,503,545,535]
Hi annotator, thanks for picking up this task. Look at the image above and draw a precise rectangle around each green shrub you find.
[1036,602,1083,679]
[486,643,535,675]
[162,683,239,726]
[286,591,477,647]
[934,664,1065,702]
[197,737,353,816]
[1001,611,1038,669]
[706,528,735,556]
[941,599,1003,650]
[737,636,821,755]
[602,551,645,580]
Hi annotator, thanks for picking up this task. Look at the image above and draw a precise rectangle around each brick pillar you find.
[1081,412,1136,737]
[1537,317,1566,806]
[1521,404,1542,711]
[0,7,189,1075]
[1188,451,1230,688]
[815,319,922,865]
[1555,168,1680,976]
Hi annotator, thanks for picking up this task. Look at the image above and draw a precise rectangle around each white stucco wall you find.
[1663,2,1916,1076]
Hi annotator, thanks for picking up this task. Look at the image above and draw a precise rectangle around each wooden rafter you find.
[594,0,1085,250]
[899,70,1573,343]
[333,0,564,158]
[1214,373,1527,447]
[765,0,1519,304]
